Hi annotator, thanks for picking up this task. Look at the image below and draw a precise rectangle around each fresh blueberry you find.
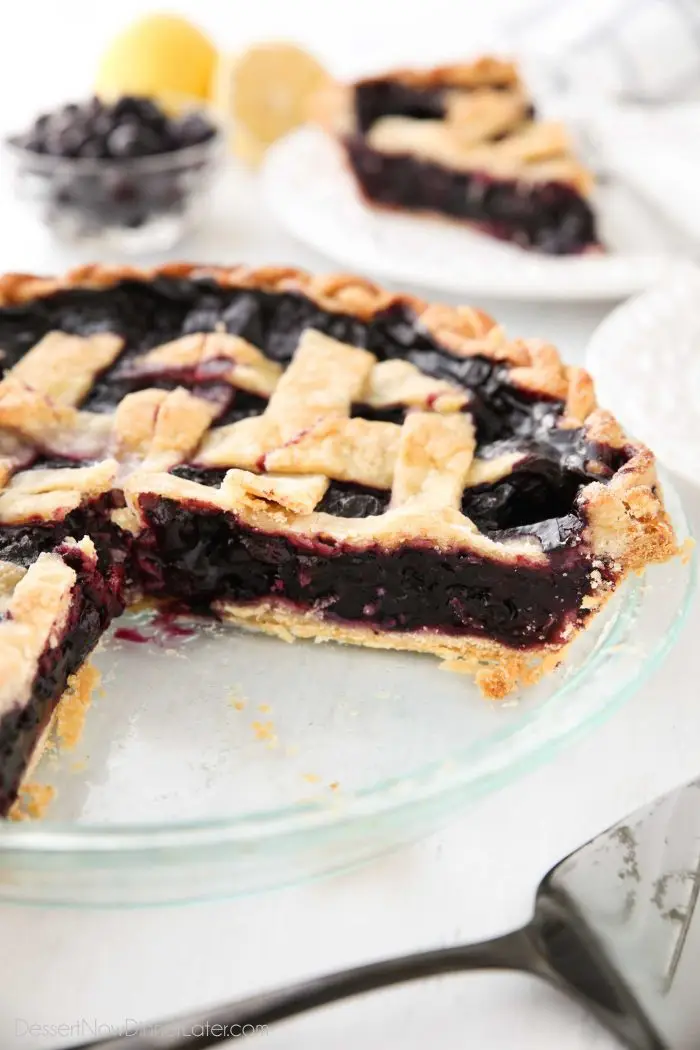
[78,136,108,159]
[106,121,162,158]
[47,126,88,158]
[171,112,215,147]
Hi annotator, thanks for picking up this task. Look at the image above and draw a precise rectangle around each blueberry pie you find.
[0,263,676,815]
[316,57,600,254]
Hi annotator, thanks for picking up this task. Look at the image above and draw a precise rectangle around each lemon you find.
[215,43,330,163]
[96,14,217,102]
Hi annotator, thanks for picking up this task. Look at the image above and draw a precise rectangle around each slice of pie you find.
[0,263,676,815]
[315,56,600,255]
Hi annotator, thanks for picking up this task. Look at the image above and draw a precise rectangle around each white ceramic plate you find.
[262,127,688,302]
[586,264,700,487]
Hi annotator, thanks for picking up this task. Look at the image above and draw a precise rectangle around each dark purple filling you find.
[0,276,624,537]
[0,277,563,442]
[170,430,613,537]
[0,276,629,816]
[0,276,627,571]
[0,494,126,572]
[355,82,449,134]
[0,276,590,456]
[343,137,598,255]
[170,464,229,488]
[0,543,124,816]
[351,402,405,425]
[316,481,391,518]
[353,79,525,135]
[132,493,595,648]
[169,468,392,518]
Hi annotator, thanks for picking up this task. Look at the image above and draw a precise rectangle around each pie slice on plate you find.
[0,264,676,815]
[314,56,601,255]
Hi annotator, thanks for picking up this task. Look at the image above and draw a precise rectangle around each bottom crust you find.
[215,599,580,700]
[8,662,100,820]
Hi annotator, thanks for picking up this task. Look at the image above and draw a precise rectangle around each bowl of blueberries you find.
[4,94,225,252]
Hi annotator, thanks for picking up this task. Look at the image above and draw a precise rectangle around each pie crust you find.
[0,262,677,814]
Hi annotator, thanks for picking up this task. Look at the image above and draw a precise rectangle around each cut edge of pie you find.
[0,261,678,816]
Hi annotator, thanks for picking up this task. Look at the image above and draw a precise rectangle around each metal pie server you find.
[79,778,700,1050]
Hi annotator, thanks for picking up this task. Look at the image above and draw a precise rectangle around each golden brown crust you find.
[10,331,123,406]
[365,116,593,194]
[214,596,575,701]
[0,258,681,813]
[0,262,571,398]
[0,460,117,524]
[8,662,101,820]
[0,261,677,578]
[129,333,283,398]
[0,539,98,713]
[356,57,521,92]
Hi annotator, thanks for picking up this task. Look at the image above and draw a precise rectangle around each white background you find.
[0,3,699,1049]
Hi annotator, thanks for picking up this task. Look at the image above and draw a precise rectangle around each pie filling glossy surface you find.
[0,265,676,815]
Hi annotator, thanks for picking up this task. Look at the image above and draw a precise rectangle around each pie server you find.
[79,777,700,1050]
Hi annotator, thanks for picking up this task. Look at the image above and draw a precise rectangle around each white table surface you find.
[0,4,698,1048]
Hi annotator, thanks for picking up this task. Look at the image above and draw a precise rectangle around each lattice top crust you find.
[315,56,594,193]
[0,264,676,570]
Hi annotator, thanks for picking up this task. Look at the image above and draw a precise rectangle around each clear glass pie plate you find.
[0,477,693,908]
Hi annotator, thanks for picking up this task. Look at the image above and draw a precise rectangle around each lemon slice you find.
[215,43,330,162]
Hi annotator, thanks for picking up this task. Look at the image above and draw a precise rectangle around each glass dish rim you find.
[0,473,693,857]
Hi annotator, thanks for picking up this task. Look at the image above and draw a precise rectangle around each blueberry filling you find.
[355,81,448,134]
[168,471,391,519]
[0,275,628,552]
[354,78,524,136]
[0,278,565,444]
[0,543,124,815]
[0,275,632,810]
[210,389,270,427]
[343,138,598,255]
[0,495,126,572]
[316,481,391,518]
[351,402,405,425]
[132,494,596,648]
[170,465,229,488]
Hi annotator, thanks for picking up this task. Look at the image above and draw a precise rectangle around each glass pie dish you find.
[0,475,691,908]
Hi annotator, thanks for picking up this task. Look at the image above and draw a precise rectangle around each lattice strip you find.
[364,360,468,413]
[0,462,117,525]
[391,413,475,509]
[111,388,218,471]
[262,329,374,439]
[0,543,95,711]
[264,418,401,489]
[195,330,382,481]
[10,332,123,406]
[127,333,283,398]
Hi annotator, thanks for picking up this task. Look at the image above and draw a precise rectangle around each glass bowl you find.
[3,99,226,254]
[0,477,692,908]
